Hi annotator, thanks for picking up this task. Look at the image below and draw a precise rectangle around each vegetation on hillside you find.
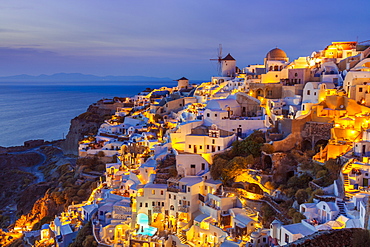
[210,130,265,185]
[70,221,97,247]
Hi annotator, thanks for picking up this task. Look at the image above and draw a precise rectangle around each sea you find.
[0,81,178,147]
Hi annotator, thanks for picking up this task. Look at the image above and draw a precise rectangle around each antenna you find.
[210,44,223,75]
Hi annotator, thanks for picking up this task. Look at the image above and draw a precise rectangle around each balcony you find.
[178,206,189,213]
[153,206,162,213]
[167,187,180,193]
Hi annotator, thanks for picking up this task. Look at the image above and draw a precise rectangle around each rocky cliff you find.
[287,228,370,247]
[61,103,116,155]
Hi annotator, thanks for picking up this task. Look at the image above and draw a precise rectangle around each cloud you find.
[0,47,58,57]
[0,28,23,33]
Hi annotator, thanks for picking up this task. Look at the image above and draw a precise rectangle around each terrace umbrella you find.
[326,220,344,229]
[316,224,332,231]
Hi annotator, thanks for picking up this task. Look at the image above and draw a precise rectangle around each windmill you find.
[210,44,223,75]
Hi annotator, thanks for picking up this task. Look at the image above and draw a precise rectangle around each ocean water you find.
[0,82,176,147]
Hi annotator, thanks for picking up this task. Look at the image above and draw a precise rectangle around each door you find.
[364,178,368,187]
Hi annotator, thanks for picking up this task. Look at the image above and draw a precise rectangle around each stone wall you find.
[301,121,333,149]
[273,113,312,152]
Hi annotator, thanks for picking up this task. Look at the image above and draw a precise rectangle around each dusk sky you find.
[1,0,370,80]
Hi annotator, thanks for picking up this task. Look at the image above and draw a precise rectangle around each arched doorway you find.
[301,140,312,151]
[314,139,328,153]
[247,183,264,195]
[263,155,273,170]
[286,171,294,180]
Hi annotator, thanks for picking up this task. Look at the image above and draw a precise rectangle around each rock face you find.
[16,182,53,216]
[0,152,42,209]
[61,103,115,155]
[15,192,63,230]
[271,152,297,184]
[287,228,370,247]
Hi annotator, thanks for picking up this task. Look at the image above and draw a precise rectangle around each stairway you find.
[336,200,348,218]
[344,192,353,201]
[178,235,188,244]
[343,173,350,187]
[344,162,352,173]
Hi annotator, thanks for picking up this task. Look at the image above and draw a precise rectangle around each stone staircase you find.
[336,200,348,218]
[342,162,353,201]
[343,173,350,187]
[178,235,188,245]
[343,161,352,172]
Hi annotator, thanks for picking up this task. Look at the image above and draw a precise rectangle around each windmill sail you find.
[210,44,223,75]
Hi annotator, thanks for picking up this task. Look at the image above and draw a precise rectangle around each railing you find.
[167,187,180,193]
[153,206,162,213]
[178,206,189,213]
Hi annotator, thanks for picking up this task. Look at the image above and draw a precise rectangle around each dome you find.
[266,48,288,61]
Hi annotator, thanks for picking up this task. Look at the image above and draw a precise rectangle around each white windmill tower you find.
[210,44,236,77]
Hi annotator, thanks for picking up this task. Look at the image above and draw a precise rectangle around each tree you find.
[97,151,105,157]
[223,156,250,180]
[82,235,98,247]
[308,189,324,203]
[292,211,306,223]
[295,189,309,204]
[324,158,341,181]
[70,222,95,247]
[261,143,274,154]
[231,130,265,157]
[210,156,228,180]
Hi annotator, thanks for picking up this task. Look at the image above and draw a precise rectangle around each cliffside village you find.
[25,41,370,246]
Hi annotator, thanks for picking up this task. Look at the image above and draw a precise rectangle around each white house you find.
[270,219,316,246]
[229,208,258,238]
[176,153,209,177]
[184,124,236,155]
[136,183,167,220]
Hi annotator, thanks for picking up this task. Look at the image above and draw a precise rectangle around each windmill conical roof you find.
[177,77,188,81]
[222,53,235,61]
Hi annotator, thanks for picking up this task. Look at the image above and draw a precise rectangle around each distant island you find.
[0,73,173,84]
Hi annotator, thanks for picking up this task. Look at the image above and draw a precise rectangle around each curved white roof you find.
[206,99,239,110]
